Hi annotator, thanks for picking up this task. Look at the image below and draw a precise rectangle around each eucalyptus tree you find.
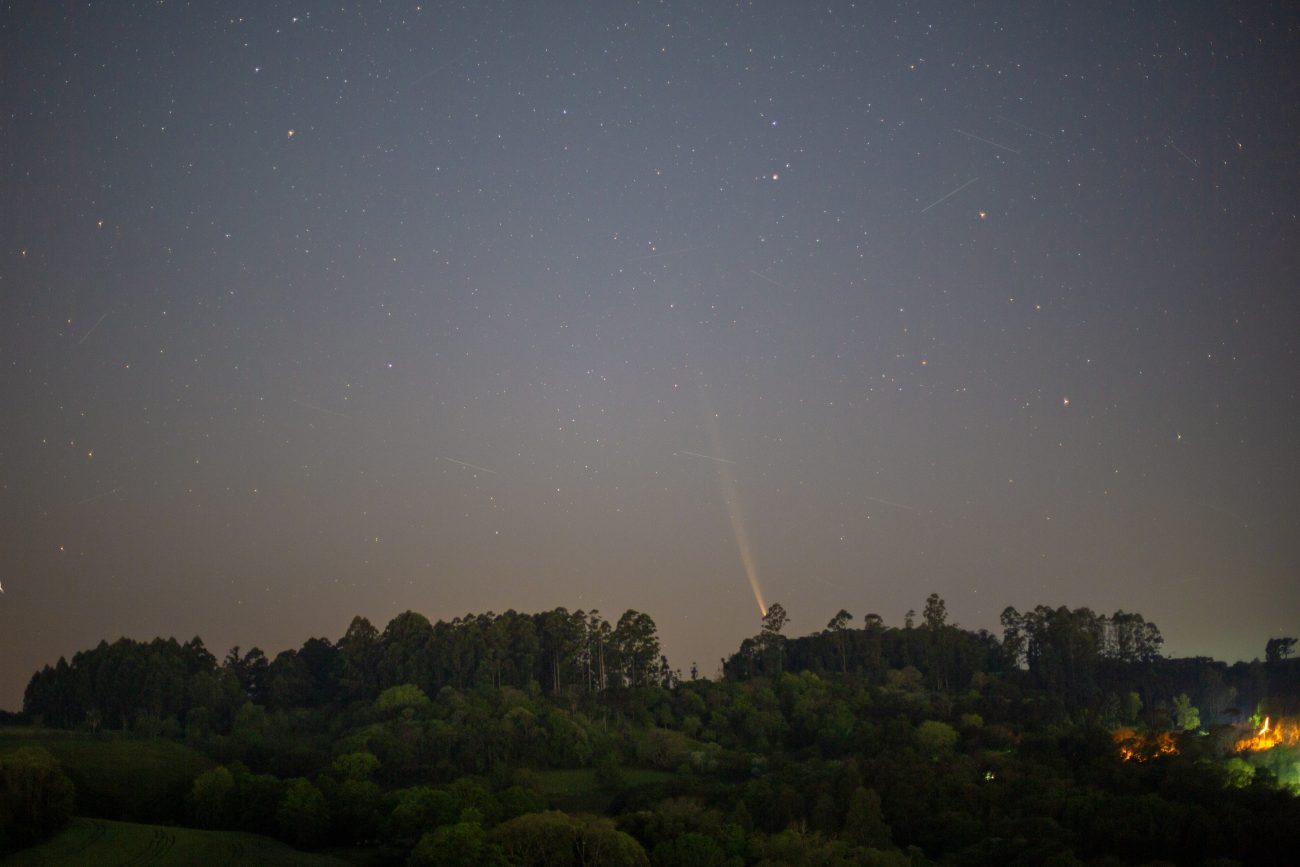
[613,610,660,687]
[760,603,789,673]
[827,609,853,674]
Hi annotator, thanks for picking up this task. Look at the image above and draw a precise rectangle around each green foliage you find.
[12,600,1300,866]
[914,720,958,758]
[375,684,432,717]
[922,593,948,630]
[635,727,697,771]
[652,831,736,867]
[615,610,663,688]
[0,728,211,824]
[189,765,235,828]
[755,828,903,867]
[534,767,674,815]
[595,750,628,790]
[23,636,216,730]
[275,777,327,848]
[487,810,650,867]
[493,784,546,823]
[655,831,728,867]
[388,785,459,840]
[576,816,651,867]
[1123,690,1143,724]
[409,821,507,867]
[331,750,380,781]
[265,649,312,710]
[1222,757,1254,788]
[328,777,383,844]
[842,787,891,849]
[1172,693,1201,731]
[492,810,579,866]
[0,746,76,853]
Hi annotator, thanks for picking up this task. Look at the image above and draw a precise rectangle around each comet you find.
[699,395,767,617]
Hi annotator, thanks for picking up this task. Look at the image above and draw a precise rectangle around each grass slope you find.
[536,767,676,813]
[0,818,352,867]
[0,729,212,822]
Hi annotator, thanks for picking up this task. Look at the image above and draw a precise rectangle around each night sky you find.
[3,1,1298,711]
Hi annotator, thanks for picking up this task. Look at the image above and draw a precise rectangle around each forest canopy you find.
[8,597,1300,866]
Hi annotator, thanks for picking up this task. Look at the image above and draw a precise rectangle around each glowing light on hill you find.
[1235,716,1300,753]
[1113,728,1178,762]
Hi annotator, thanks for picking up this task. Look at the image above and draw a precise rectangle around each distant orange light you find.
[1235,716,1300,753]
[1113,728,1178,762]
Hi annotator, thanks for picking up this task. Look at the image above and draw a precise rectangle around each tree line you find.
[725,595,1298,728]
[23,595,1299,737]
[22,607,667,733]
[7,594,1300,865]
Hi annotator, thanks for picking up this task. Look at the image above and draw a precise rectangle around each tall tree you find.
[921,593,954,691]
[378,611,435,691]
[296,637,339,704]
[760,603,789,674]
[613,610,660,688]
[587,610,612,692]
[1000,606,1026,669]
[265,651,311,710]
[338,616,381,701]
[223,647,269,703]
[922,593,947,630]
[1266,637,1297,664]
[538,608,582,693]
[827,609,853,674]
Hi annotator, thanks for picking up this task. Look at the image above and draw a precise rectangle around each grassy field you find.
[0,818,353,867]
[536,767,676,813]
[0,729,212,823]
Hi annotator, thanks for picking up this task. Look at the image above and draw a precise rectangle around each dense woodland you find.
[4,596,1299,866]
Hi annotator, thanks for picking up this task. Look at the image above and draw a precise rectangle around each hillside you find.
[0,818,353,867]
[3,599,1298,866]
